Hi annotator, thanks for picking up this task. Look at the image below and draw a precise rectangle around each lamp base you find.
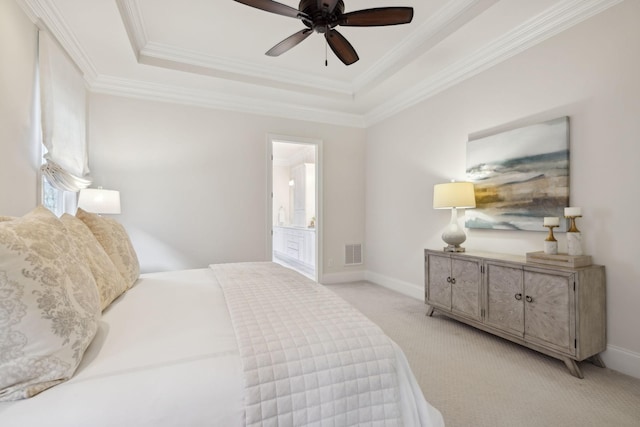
[441,207,468,253]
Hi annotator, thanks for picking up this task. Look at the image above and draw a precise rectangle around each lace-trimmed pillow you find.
[0,206,101,401]
[76,208,140,288]
[61,214,129,311]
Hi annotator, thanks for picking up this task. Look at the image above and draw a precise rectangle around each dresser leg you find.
[426,306,435,317]
[563,358,584,379]
[588,354,606,368]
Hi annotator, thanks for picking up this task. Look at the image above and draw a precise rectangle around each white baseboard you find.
[364,270,424,301]
[320,270,366,284]
[324,269,640,379]
[363,270,640,380]
[602,345,640,379]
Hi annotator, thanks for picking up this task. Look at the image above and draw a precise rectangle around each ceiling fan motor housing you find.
[299,0,344,33]
[233,0,413,65]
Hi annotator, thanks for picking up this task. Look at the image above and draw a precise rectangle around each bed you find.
[0,207,444,426]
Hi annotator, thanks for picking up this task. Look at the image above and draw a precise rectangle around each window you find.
[42,174,63,215]
[37,30,91,214]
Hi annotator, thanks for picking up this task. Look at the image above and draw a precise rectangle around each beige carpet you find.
[325,281,640,427]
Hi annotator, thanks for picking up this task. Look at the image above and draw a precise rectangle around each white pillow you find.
[76,208,140,288]
[61,214,129,311]
[0,206,101,401]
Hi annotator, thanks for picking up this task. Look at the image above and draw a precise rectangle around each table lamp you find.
[78,187,121,215]
[433,181,476,252]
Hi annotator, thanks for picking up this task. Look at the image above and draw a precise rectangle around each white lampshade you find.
[78,188,121,214]
[433,182,476,209]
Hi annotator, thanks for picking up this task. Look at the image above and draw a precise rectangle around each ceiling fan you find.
[233,0,414,65]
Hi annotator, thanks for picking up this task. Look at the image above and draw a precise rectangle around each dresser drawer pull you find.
[525,295,533,303]
[515,293,522,301]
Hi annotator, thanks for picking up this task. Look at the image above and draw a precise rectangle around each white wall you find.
[0,0,39,215]
[365,1,640,377]
[88,94,366,278]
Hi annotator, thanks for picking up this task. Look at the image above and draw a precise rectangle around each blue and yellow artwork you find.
[466,117,570,231]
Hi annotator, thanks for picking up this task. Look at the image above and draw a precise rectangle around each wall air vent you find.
[345,244,363,265]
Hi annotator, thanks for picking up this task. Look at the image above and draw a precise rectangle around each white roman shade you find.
[38,31,91,191]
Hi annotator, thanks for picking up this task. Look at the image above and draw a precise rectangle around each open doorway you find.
[269,136,321,281]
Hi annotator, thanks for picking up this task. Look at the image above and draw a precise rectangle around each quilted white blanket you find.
[210,262,434,427]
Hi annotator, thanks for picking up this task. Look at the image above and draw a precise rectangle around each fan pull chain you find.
[325,38,328,66]
[325,26,329,66]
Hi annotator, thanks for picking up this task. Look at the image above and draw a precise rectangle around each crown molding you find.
[139,41,353,98]
[16,0,99,81]
[90,75,366,128]
[117,0,352,97]
[118,0,498,99]
[353,0,496,95]
[115,0,147,61]
[364,0,624,126]
[15,0,623,129]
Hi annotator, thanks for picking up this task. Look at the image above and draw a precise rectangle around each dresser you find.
[424,249,606,378]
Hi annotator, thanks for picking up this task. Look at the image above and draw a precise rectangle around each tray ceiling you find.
[17,0,622,127]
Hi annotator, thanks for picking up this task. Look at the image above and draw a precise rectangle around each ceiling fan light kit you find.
[234,0,414,65]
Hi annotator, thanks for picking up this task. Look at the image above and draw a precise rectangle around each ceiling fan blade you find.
[318,0,340,14]
[326,29,359,65]
[339,7,414,27]
[266,29,312,56]
[233,0,308,19]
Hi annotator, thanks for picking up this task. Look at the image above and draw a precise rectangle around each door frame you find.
[266,133,323,282]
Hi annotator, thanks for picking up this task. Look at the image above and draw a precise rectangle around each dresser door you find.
[427,253,451,311]
[524,268,576,355]
[451,257,482,321]
[485,262,524,337]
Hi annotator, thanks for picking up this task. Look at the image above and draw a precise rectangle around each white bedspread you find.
[0,265,443,427]
[211,262,443,427]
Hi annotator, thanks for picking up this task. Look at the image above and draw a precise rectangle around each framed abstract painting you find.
[465,116,570,231]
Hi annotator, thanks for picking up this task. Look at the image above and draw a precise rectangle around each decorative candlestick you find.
[544,225,558,255]
[564,206,582,218]
[566,216,581,233]
[543,217,559,255]
[564,207,583,256]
